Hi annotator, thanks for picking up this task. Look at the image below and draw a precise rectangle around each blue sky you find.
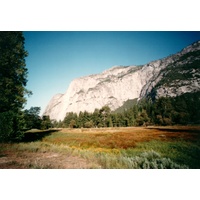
[23,31,200,114]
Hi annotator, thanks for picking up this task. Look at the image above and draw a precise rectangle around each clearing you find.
[0,126,199,169]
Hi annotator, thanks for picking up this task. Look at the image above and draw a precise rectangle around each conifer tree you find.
[0,32,30,141]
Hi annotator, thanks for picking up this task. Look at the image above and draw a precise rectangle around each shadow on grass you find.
[148,127,200,141]
[158,128,200,133]
[147,127,200,134]
[22,129,60,142]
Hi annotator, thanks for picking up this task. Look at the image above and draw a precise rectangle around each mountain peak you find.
[43,41,200,121]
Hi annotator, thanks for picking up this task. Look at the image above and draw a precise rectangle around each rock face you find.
[139,40,200,99]
[44,41,200,121]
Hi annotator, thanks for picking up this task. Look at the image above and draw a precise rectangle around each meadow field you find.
[0,126,199,169]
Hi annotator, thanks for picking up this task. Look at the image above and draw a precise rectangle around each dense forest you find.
[53,91,200,128]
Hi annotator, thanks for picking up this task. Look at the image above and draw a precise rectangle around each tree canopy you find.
[24,107,41,129]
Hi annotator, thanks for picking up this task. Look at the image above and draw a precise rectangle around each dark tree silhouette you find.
[0,32,30,142]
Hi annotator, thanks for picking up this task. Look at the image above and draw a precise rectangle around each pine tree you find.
[0,32,30,112]
[0,32,30,142]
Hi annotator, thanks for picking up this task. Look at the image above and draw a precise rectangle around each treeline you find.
[53,91,200,128]
[23,107,52,130]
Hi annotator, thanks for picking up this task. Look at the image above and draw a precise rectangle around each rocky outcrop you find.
[44,41,200,121]
[139,40,200,99]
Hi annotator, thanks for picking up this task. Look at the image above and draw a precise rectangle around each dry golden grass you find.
[0,143,99,169]
[58,126,200,149]
[1,126,199,169]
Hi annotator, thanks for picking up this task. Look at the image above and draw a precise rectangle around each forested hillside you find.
[52,91,200,128]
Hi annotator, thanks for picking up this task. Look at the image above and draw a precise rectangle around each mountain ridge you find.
[43,40,200,121]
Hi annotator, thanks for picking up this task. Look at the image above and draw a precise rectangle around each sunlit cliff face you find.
[43,41,200,121]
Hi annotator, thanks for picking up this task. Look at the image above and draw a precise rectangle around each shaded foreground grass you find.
[0,126,200,169]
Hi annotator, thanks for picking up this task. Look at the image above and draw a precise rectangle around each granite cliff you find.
[44,41,200,121]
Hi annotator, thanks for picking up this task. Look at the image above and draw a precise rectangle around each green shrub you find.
[96,150,188,169]
[127,150,188,169]
[84,120,94,128]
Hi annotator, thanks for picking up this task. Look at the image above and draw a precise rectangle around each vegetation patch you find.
[155,51,200,88]
[1,126,199,169]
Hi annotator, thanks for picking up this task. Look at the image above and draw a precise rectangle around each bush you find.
[84,121,94,128]
[124,150,188,169]
[97,150,188,169]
